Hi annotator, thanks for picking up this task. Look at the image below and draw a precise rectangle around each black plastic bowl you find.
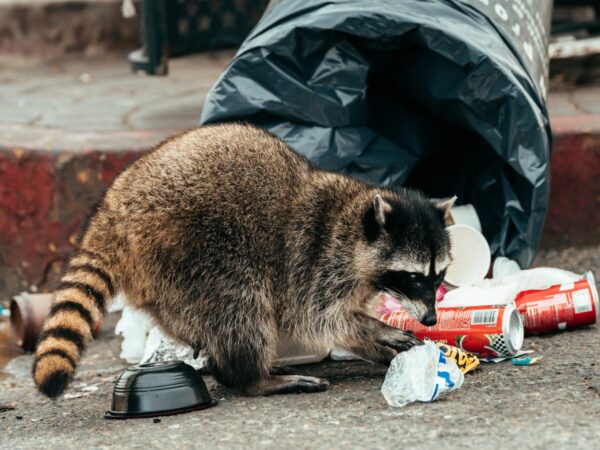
[105,360,216,419]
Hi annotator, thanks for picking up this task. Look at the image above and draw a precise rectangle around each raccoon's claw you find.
[405,331,424,345]
[379,331,423,352]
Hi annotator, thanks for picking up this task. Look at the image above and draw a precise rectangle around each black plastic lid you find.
[105,360,216,419]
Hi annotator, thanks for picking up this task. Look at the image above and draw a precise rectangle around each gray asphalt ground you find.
[0,243,599,450]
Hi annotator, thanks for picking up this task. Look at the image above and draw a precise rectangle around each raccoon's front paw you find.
[378,329,423,352]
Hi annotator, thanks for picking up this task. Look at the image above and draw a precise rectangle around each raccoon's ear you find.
[431,196,457,224]
[373,194,392,227]
[363,194,391,242]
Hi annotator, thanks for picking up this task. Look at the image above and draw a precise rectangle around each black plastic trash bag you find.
[201,0,553,268]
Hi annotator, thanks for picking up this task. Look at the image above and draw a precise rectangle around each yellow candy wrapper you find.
[436,342,479,374]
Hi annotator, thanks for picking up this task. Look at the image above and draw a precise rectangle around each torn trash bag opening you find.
[201,0,553,268]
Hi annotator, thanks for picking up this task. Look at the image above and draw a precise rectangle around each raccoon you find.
[32,123,453,398]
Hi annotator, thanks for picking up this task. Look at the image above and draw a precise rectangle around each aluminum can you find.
[381,304,524,358]
[515,271,598,335]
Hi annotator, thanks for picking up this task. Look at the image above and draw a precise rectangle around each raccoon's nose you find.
[421,311,437,326]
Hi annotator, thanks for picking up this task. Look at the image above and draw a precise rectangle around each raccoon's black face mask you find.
[376,269,446,326]
[363,192,454,326]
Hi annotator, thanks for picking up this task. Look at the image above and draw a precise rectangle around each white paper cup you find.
[445,224,491,287]
[449,204,482,232]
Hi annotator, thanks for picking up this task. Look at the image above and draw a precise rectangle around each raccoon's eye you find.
[408,273,420,282]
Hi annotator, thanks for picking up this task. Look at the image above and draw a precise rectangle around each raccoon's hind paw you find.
[379,330,423,353]
[282,375,330,394]
[247,375,330,396]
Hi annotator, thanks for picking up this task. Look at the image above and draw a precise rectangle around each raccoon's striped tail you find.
[33,249,116,398]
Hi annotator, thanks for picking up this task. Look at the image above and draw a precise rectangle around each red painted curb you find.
[0,144,145,299]
[548,115,600,236]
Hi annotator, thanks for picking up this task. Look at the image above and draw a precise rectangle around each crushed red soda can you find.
[380,303,524,358]
[515,271,599,335]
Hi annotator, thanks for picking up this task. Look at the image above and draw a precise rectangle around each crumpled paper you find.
[141,326,208,370]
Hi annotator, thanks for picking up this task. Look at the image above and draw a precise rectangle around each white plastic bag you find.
[438,267,583,309]
[492,256,521,278]
[478,266,581,292]
[381,342,464,408]
[114,305,154,363]
[438,284,515,308]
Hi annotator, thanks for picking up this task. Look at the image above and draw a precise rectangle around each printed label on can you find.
[470,309,499,325]
[572,289,592,314]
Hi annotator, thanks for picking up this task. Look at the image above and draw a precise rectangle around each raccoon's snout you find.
[420,309,437,326]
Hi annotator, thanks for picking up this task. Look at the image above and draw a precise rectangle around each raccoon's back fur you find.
[33,124,451,397]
